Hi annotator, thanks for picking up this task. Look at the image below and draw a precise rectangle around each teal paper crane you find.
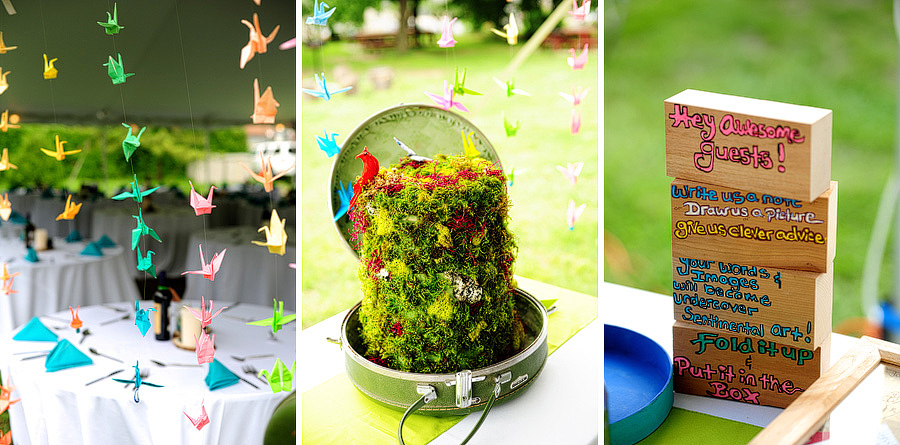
[134,299,156,337]
[316,129,340,157]
[98,3,125,35]
[112,174,159,204]
[136,247,157,278]
[121,123,146,161]
[332,180,352,222]
[131,209,161,251]
[246,299,296,334]
[258,358,294,393]
[301,73,351,101]
[113,361,163,403]
[104,53,134,85]
[305,0,336,26]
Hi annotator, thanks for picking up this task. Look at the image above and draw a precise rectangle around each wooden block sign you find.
[665,89,832,202]
[671,178,837,273]
[673,322,830,409]
[672,255,832,349]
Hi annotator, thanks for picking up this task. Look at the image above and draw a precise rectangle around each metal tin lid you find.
[328,103,503,257]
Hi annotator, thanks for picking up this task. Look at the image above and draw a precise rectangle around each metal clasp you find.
[416,384,437,404]
[445,370,485,408]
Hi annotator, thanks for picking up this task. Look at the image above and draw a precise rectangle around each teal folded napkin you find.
[9,211,26,224]
[96,235,116,248]
[13,317,58,342]
[24,247,39,263]
[205,359,239,390]
[80,242,103,257]
[45,339,93,372]
[65,230,82,243]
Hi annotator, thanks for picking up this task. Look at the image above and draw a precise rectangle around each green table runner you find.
[637,408,763,444]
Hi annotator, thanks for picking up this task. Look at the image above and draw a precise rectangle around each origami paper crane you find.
[437,16,457,48]
[490,13,519,45]
[571,108,582,135]
[131,209,161,250]
[332,180,353,222]
[559,86,589,107]
[121,123,146,161]
[112,174,160,204]
[0,69,10,95]
[182,245,226,281]
[55,195,82,221]
[240,13,280,69]
[557,162,584,185]
[104,53,134,85]
[305,0,336,26]
[0,110,20,131]
[493,77,530,97]
[251,78,279,124]
[461,130,479,158]
[1,263,19,284]
[567,44,589,70]
[0,378,19,415]
[98,3,125,35]
[239,153,295,193]
[0,32,17,54]
[136,247,157,278]
[316,129,340,157]
[453,67,481,96]
[113,361,163,403]
[301,72,352,101]
[70,305,83,333]
[184,296,227,328]
[252,209,288,255]
[0,148,16,171]
[134,299,157,337]
[188,180,217,216]
[0,430,9,445]
[43,54,58,80]
[0,194,9,221]
[195,330,215,364]
[1,276,15,296]
[259,358,294,393]
[40,135,81,161]
[502,111,520,137]
[424,81,469,113]
[567,199,587,230]
[184,400,210,431]
[247,299,297,334]
[348,146,379,211]
[279,37,296,50]
[569,0,591,20]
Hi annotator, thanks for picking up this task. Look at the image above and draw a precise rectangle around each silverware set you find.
[242,364,268,384]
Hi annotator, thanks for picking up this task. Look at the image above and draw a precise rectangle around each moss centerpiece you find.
[349,154,523,373]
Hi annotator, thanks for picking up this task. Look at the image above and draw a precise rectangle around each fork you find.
[231,353,274,362]
[100,313,130,325]
[149,359,199,367]
[88,347,123,363]
[242,364,268,384]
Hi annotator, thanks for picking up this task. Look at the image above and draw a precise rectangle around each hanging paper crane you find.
[556,162,584,185]
[567,44,589,70]
[453,67,481,96]
[55,195,82,221]
[131,209,161,251]
[40,135,81,161]
[301,73,352,101]
[332,180,353,221]
[184,296,227,328]
[348,146,378,211]
[239,153,295,193]
[247,299,297,334]
[1,263,19,284]
[259,358,295,393]
[104,53,134,85]
[121,123,146,161]
[0,32,16,54]
[502,111,520,137]
[0,69,11,95]
[113,175,160,204]
[461,130,479,158]
[184,400,211,431]
[188,180,216,216]
[42,54,58,79]
[136,247,157,278]
[559,86,589,107]
[567,199,587,230]
[0,148,15,171]
[181,245,226,282]
[240,13,280,69]
[493,77,530,97]
[505,166,526,188]
[252,209,288,255]
[98,3,125,35]
[316,129,340,157]
[571,109,582,134]
[251,78,279,124]
[437,16,457,48]
[569,0,591,20]
[195,331,215,364]
[424,81,469,113]
[134,300,156,337]
[305,0,336,26]
[70,305,83,333]
[490,13,518,45]
[0,110,20,132]
[113,361,163,403]
[0,194,10,221]
[0,378,19,415]
[0,275,14,296]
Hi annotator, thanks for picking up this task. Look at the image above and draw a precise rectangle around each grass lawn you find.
[605,0,898,330]
[301,36,599,327]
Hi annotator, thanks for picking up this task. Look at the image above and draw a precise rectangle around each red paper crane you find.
[348,146,379,211]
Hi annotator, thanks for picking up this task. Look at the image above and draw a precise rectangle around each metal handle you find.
[397,382,500,445]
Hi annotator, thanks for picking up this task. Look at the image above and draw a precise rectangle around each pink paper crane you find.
[567,44,589,70]
[182,245,226,281]
[188,180,217,216]
[559,86,589,107]
[424,81,469,113]
[556,162,584,185]
[194,331,215,364]
[184,400,211,431]
[239,153,295,193]
[571,109,582,134]
[251,78,280,124]
[567,200,587,231]
[569,0,591,20]
[184,296,227,328]
[239,13,280,69]
[437,17,457,48]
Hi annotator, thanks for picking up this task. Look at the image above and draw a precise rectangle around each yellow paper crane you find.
[40,135,81,161]
[461,130,479,158]
[252,209,288,255]
[0,110,20,132]
[0,148,15,171]
[55,195,82,221]
[239,152,294,193]
[0,32,17,54]
[43,54,58,79]
[0,194,10,221]
[251,78,279,124]
[490,13,519,45]
[0,68,10,95]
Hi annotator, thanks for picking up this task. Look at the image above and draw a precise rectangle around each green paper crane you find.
[121,123,146,161]
[104,53,134,85]
[98,3,125,35]
[112,174,159,204]
[502,111,520,137]
[136,247,157,278]
[246,299,296,334]
[131,209,161,250]
[258,358,294,393]
[452,67,481,96]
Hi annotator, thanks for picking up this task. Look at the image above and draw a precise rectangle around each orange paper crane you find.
[1,263,19,283]
[70,305,83,333]
[0,430,10,445]
[0,148,16,171]
[0,69,10,95]
[56,195,82,221]
[0,32,17,54]
[0,193,10,221]
[251,78,279,124]
[239,153,294,193]
[1,276,15,296]
[43,54,58,79]
[0,378,20,415]
[239,13,279,69]
[0,110,20,132]
[40,135,81,161]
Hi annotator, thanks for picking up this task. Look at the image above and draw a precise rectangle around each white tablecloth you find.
[0,237,139,338]
[7,192,104,238]
[182,226,296,311]
[3,300,296,445]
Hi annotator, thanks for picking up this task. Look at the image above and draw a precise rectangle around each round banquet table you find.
[0,237,139,338]
[7,193,104,238]
[2,300,296,445]
[182,226,296,311]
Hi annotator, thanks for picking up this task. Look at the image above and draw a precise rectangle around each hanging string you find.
[37,0,58,124]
